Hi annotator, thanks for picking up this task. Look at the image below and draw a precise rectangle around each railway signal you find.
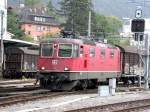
[131,7,145,41]
[135,8,142,18]
[134,33,144,41]
[131,18,145,42]
[131,19,145,33]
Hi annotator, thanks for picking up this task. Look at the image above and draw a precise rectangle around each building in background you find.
[121,18,133,38]
[17,6,61,41]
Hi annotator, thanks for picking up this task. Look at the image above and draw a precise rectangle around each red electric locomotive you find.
[37,35,121,90]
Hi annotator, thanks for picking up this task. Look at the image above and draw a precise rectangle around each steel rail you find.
[66,98,150,112]
[0,91,69,107]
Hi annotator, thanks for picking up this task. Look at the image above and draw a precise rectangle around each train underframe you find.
[38,72,119,91]
[3,70,36,79]
[119,75,144,85]
[38,72,145,90]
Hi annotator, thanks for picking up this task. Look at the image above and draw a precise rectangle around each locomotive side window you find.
[58,44,72,57]
[41,44,53,57]
[72,45,79,57]
[101,48,105,58]
[110,49,115,58]
[89,48,95,57]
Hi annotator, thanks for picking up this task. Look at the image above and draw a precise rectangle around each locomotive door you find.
[83,46,89,69]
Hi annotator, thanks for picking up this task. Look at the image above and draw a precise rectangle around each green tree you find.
[24,0,42,7]
[119,38,130,45]
[92,13,108,37]
[106,16,122,34]
[107,37,130,45]
[47,0,55,14]
[7,8,24,39]
[93,13,122,38]
[60,0,92,35]
[47,0,59,21]
[19,35,34,42]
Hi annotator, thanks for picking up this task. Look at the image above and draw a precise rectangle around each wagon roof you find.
[3,38,39,47]
[117,45,145,54]
[19,47,39,55]
[6,47,39,55]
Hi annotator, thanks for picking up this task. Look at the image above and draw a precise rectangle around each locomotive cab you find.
[39,42,81,71]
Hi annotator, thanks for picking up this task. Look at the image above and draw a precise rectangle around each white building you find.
[121,18,133,38]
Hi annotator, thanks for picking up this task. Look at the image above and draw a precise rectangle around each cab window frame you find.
[40,43,53,57]
[58,43,73,58]
[72,44,79,58]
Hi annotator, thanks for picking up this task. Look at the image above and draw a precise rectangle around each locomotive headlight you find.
[64,67,69,71]
[41,66,45,70]
[54,44,57,48]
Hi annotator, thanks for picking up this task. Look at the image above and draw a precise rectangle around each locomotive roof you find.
[40,38,117,48]
[40,38,96,45]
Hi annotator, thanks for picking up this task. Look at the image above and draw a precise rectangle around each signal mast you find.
[131,7,149,89]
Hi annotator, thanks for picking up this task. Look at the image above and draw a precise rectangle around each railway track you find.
[0,79,148,110]
[0,88,94,107]
[66,98,150,112]
[0,86,40,97]
[0,90,69,107]
[0,79,39,97]
[0,79,35,85]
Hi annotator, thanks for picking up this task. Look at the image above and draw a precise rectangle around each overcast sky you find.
[8,0,150,19]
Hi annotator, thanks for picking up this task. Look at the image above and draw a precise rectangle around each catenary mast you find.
[0,0,7,77]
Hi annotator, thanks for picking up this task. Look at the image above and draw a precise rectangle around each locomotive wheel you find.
[70,87,76,91]
[40,78,45,88]
[81,80,88,90]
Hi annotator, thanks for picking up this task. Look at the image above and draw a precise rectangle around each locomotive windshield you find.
[58,44,72,57]
[41,44,53,57]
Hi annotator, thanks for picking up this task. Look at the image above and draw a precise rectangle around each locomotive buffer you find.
[131,8,149,89]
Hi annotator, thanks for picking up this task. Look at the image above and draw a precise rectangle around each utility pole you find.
[0,10,4,77]
[144,34,149,89]
[88,11,91,37]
